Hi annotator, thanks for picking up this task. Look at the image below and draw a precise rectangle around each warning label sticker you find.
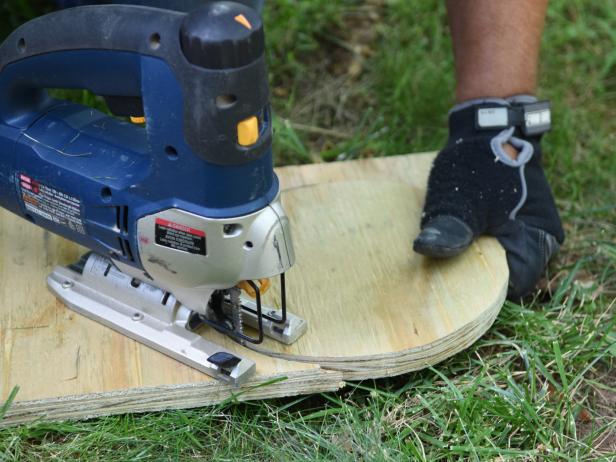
[155,218,206,255]
[18,173,85,234]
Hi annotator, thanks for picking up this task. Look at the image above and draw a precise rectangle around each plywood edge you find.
[275,152,436,177]
[248,279,507,379]
[275,152,437,190]
[327,304,503,380]
[1,368,344,427]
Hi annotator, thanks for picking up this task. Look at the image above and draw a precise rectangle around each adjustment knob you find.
[180,1,264,69]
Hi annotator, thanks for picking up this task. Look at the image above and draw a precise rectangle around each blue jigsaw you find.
[0,1,306,385]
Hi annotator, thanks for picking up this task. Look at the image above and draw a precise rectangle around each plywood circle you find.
[251,180,509,376]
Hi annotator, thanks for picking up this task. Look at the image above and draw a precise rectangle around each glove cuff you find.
[449,94,539,114]
[448,97,551,139]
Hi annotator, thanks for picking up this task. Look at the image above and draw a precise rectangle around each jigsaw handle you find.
[0,5,181,126]
[0,2,272,166]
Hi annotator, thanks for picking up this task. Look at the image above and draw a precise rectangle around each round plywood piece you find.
[251,180,509,378]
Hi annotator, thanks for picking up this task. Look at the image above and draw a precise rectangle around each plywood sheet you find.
[0,152,508,425]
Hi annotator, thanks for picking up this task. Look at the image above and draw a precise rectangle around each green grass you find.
[1,0,615,460]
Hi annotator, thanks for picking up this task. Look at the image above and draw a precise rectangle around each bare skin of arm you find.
[446,0,549,102]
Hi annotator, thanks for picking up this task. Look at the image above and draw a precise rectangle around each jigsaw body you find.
[0,2,306,385]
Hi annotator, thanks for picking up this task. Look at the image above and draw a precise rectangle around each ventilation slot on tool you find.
[117,237,135,262]
[115,206,130,233]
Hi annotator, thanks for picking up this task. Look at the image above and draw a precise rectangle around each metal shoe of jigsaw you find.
[0,2,306,385]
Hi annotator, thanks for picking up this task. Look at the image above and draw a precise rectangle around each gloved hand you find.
[413,96,564,299]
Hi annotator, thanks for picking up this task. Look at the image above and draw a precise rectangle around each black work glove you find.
[413,97,564,299]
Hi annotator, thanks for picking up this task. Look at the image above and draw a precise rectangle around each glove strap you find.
[451,96,551,137]
[475,101,551,137]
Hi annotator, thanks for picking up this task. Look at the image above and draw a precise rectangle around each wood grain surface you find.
[0,152,508,425]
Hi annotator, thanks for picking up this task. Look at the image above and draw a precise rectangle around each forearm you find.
[446,0,549,102]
